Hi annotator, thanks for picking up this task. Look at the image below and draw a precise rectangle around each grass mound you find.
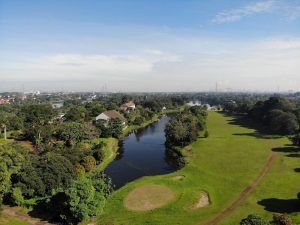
[124,184,176,211]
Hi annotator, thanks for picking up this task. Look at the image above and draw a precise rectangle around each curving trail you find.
[202,152,277,225]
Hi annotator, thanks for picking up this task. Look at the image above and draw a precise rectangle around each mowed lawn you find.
[97,111,299,225]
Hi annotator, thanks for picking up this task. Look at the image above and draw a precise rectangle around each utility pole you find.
[215,82,218,92]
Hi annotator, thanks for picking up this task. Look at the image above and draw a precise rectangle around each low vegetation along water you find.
[105,116,176,188]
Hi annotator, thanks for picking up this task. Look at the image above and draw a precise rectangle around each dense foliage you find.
[12,152,76,198]
[224,97,300,135]
[46,172,113,224]
[164,106,207,168]
[165,106,207,146]
[0,144,26,204]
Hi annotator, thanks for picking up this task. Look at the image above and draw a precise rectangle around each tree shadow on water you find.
[258,198,300,213]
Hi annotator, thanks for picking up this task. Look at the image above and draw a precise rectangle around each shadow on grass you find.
[28,193,70,224]
[28,199,55,222]
[286,153,300,157]
[294,168,300,172]
[272,146,300,153]
[221,112,281,139]
[258,198,300,213]
[232,132,280,139]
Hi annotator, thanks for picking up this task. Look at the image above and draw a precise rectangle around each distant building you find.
[0,98,9,105]
[96,110,127,126]
[52,103,64,109]
[187,101,201,106]
[58,113,65,119]
[120,101,136,112]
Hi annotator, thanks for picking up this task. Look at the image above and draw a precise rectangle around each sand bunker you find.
[124,184,176,211]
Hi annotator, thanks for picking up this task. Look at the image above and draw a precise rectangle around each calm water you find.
[104,116,176,189]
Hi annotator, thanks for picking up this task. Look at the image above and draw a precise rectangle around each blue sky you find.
[0,0,300,92]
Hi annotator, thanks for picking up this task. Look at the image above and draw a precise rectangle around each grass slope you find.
[98,111,298,225]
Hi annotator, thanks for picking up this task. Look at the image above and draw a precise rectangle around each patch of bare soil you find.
[171,175,185,181]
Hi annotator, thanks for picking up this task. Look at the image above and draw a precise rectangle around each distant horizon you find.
[1,90,299,95]
[1,0,300,91]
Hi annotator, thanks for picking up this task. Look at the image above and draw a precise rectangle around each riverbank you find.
[120,107,183,138]
[93,137,119,172]
[98,111,297,225]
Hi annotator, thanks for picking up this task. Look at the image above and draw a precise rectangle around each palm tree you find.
[1,124,7,140]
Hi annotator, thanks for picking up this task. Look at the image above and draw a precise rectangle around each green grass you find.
[0,215,31,225]
[97,111,299,225]
[92,137,119,172]
[0,139,12,144]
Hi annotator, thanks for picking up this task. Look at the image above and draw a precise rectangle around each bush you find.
[81,156,96,172]
[6,187,24,206]
[133,116,144,125]
[240,214,270,225]
[93,149,104,164]
[75,164,85,177]
[204,130,209,138]
[272,214,293,225]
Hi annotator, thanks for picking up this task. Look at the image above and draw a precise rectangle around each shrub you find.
[240,214,270,225]
[7,187,24,206]
[204,130,209,138]
[272,214,293,225]
[75,164,85,177]
[81,156,96,172]
[93,149,104,164]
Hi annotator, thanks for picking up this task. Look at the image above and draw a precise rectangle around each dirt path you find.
[2,208,54,225]
[202,152,277,225]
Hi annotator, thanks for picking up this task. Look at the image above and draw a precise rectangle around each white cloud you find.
[257,37,300,49]
[212,1,275,24]
[0,51,183,83]
[1,36,299,92]
[44,54,153,74]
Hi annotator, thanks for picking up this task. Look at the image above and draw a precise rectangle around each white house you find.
[120,101,135,112]
[96,110,127,126]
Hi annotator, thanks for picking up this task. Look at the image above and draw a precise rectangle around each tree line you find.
[164,105,207,168]
[224,96,300,135]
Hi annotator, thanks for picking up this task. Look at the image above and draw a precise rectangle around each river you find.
[104,116,176,189]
